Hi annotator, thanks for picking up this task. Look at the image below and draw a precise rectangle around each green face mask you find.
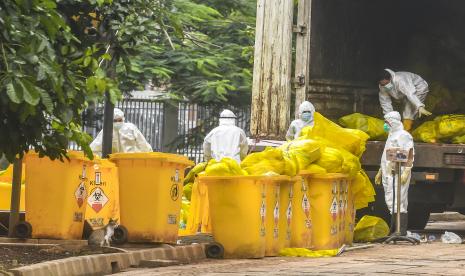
[383,123,390,132]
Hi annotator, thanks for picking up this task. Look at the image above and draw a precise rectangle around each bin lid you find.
[109,152,194,167]
[199,175,290,181]
[25,150,94,163]
[298,171,348,179]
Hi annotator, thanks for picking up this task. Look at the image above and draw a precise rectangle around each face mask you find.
[302,112,313,122]
[114,122,124,130]
[383,82,394,90]
[383,122,390,132]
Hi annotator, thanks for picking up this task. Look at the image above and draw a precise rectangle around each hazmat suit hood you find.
[298,101,315,117]
[384,111,403,132]
[114,108,125,121]
[219,109,236,126]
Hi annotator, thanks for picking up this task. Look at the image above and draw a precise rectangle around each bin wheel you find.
[112,225,128,245]
[14,221,32,239]
[205,242,224,259]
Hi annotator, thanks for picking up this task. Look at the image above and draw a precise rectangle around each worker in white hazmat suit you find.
[90,108,152,156]
[378,69,432,131]
[203,109,248,164]
[375,111,414,235]
[286,101,315,140]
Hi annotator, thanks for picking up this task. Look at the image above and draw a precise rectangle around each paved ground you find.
[117,216,465,275]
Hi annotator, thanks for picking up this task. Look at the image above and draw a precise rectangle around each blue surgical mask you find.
[383,123,390,132]
[383,82,394,90]
[302,112,313,122]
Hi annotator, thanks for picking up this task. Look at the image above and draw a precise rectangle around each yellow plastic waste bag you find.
[183,182,193,201]
[301,113,369,157]
[279,247,343,258]
[205,158,245,176]
[436,114,465,139]
[241,147,286,176]
[339,148,361,178]
[179,196,190,230]
[315,147,344,173]
[339,113,388,140]
[452,134,465,144]
[412,121,438,143]
[353,215,389,242]
[184,162,207,184]
[279,139,322,170]
[306,164,327,174]
[352,170,376,210]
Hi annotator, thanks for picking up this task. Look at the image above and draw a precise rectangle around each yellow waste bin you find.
[290,176,312,248]
[0,164,26,183]
[201,175,287,259]
[278,177,294,250]
[302,172,348,250]
[85,159,120,230]
[0,182,25,212]
[110,152,193,243]
[184,177,211,235]
[23,151,93,239]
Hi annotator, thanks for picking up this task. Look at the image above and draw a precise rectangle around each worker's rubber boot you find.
[400,213,408,236]
[403,119,413,132]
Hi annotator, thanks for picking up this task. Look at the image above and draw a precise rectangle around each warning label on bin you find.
[330,197,338,219]
[75,182,87,208]
[286,201,292,226]
[87,187,108,213]
[302,193,310,217]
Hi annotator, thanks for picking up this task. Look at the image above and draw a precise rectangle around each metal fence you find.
[74,98,251,163]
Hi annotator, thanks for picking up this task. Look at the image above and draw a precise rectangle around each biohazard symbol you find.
[170,184,179,201]
[87,187,108,213]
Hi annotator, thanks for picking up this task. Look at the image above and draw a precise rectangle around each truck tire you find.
[408,205,431,230]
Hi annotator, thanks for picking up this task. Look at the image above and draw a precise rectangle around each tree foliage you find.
[0,0,256,161]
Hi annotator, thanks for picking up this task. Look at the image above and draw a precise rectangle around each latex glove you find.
[375,169,382,185]
[401,167,412,185]
[418,106,432,118]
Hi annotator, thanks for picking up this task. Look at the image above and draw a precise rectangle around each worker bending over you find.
[203,109,248,164]
[378,69,432,131]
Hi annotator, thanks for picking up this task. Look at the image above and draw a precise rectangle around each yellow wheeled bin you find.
[201,175,288,259]
[110,152,193,243]
[184,177,211,235]
[290,176,312,248]
[0,182,25,211]
[20,151,93,239]
[301,172,348,250]
[278,177,294,250]
[85,159,121,228]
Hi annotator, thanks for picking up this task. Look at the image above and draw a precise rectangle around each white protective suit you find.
[90,108,152,156]
[379,69,429,120]
[203,109,248,164]
[381,111,414,214]
[286,101,315,140]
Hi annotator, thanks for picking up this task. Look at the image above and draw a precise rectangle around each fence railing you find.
[73,99,251,164]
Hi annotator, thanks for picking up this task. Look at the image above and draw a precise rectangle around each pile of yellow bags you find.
[339,113,388,141]
[204,158,247,176]
[413,114,465,144]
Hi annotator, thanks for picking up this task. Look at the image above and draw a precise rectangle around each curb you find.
[9,244,206,276]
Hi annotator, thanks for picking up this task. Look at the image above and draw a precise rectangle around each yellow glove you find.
[418,106,432,118]
[375,169,382,185]
[401,167,412,185]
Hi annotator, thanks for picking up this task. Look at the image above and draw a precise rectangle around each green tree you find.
[0,0,108,162]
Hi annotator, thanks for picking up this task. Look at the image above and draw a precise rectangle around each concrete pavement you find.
[117,243,465,275]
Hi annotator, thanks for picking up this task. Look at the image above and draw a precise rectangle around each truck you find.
[250,0,465,229]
